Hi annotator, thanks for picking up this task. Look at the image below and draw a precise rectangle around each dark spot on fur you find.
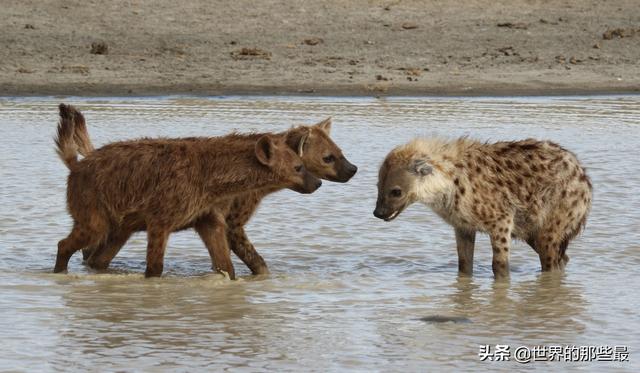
[459,187,466,195]
[519,143,540,151]
[504,159,514,169]
[453,178,459,186]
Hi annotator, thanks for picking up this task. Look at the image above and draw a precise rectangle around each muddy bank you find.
[2,0,639,96]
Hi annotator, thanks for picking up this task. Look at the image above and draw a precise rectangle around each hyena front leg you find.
[225,195,269,275]
[227,225,269,275]
[82,247,94,262]
[144,226,170,278]
[195,213,236,280]
[454,227,475,275]
[489,216,513,279]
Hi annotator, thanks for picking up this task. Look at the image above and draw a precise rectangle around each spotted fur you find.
[374,137,592,278]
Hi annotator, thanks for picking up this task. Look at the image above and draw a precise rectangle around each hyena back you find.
[374,137,592,278]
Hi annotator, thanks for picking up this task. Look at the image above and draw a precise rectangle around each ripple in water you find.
[0,96,638,371]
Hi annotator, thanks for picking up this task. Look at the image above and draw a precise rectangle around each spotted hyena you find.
[374,137,592,278]
[54,104,322,278]
[58,104,357,279]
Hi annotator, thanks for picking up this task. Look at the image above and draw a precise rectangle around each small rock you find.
[497,46,517,56]
[229,40,237,45]
[230,47,271,60]
[602,27,637,40]
[593,43,601,49]
[61,65,90,74]
[375,74,389,81]
[303,37,323,46]
[24,24,35,29]
[365,40,374,45]
[403,67,422,76]
[90,41,108,55]
[348,59,359,65]
[497,22,528,30]
[401,22,418,30]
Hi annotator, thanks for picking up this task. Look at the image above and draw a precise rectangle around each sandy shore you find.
[2,0,639,96]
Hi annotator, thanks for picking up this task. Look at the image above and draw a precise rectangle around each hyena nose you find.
[348,163,358,176]
[373,208,384,219]
[314,179,322,190]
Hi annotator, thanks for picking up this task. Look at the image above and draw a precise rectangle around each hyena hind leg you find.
[87,226,134,270]
[54,221,107,273]
[533,233,566,272]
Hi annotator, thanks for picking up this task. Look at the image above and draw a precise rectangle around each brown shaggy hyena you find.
[374,138,592,278]
[58,104,357,278]
[54,104,322,277]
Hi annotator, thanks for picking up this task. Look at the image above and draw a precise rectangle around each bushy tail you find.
[55,104,95,169]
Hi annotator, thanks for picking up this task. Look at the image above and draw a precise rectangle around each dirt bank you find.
[2,0,639,96]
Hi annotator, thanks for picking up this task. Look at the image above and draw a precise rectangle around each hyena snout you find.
[293,172,322,194]
[336,158,358,182]
[373,199,400,221]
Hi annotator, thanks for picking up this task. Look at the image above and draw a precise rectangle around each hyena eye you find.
[295,165,303,173]
[322,155,336,164]
[390,188,402,198]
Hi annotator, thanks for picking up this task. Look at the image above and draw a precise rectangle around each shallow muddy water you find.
[1,96,639,372]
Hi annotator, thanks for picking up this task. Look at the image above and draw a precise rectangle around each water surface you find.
[1,96,638,371]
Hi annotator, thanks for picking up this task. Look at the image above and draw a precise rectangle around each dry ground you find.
[1,0,639,96]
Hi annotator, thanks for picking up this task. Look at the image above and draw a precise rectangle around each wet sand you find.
[2,0,639,96]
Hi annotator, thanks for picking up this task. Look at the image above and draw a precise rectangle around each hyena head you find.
[287,118,358,183]
[255,134,322,194]
[374,144,451,221]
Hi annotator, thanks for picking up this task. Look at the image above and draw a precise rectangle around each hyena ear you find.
[255,135,277,166]
[314,117,332,135]
[411,159,433,176]
[297,130,309,157]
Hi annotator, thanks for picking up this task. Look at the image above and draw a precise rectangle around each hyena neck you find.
[199,142,286,198]
[422,186,455,214]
